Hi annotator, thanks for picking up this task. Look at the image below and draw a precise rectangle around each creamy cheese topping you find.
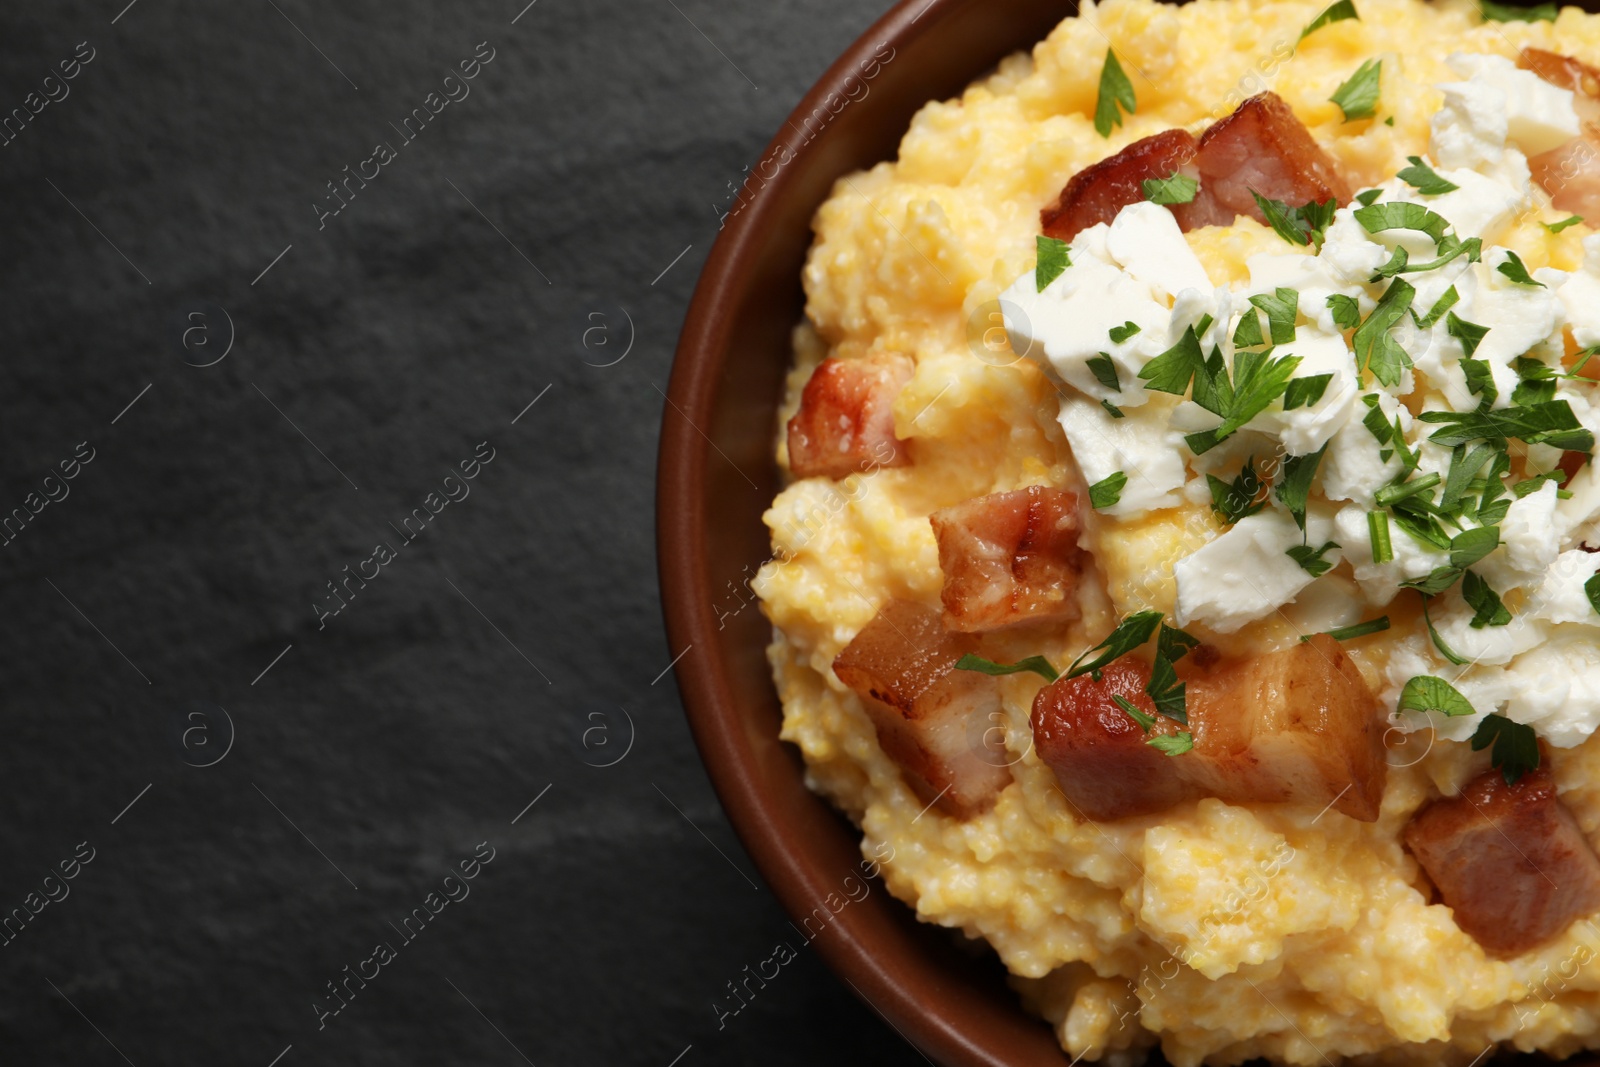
[1002,55,1600,748]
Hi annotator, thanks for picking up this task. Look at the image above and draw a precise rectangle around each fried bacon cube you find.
[1520,49,1600,221]
[928,487,1085,633]
[1041,128,1200,241]
[1039,93,1349,241]
[786,353,915,480]
[1030,659,1200,820]
[833,600,1011,817]
[1029,635,1386,822]
[1405,758,1600,957]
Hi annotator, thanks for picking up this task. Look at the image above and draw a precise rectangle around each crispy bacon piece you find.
[1183,635,1386,821]
[1041,129,1199,241]
[1039,93,1349,241]
[1405,758,1600,957]
[929,487,1085,633]
[1520,49,1600,220]
[786,353,914,480]
[833,600,1011,817]
[1030,635,1386,822]
[1031,659,1200,820]
[1180,92,1351,230]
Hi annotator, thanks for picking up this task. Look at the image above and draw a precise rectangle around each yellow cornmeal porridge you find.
[752,0,1600,1063]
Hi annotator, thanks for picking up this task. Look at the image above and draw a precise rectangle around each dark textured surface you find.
[0,1,926,1063]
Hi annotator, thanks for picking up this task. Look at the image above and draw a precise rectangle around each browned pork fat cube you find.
[1405,759,1600,957]
[1029,636,1385,823]
[1041,128,1200,241]
[1031,659,1200,821]
[1519,49,1600,220]
[1177,92,1351,230]
[1184,635,1387,822]
[833,600,1011,817]
[929,487,1085,633]
[786,353,915,480]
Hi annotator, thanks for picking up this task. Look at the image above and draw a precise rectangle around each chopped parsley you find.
[1067,610,1164,680]
[1086,353,1122,392]
[1102,399,1126,419]
[1587,571,1600,615]
[1327,293,1361,330]
[1546,215,1585,233]
[1146,623,1200,723]
[1355,188,1384,207]
[1088,471,1128,509]
[1422,596,1468,665]
[1479,0,1557,21]
[1093,49,1137,137]
[1300,0,1360,40]
[1207,458,1267,525]
[1330,58,1383,121]
[1287,540,1339,577]
[1352,277,1416,386]
[1397,156,1460,195]
[1250,288,1300,344]
[1284,373,1333,410]
[1277,444,1328,532]
[1462,570,1511,628]
[1253,193,1337,250]
[1147,733,1195,756]
[1472,714,1540,784]
[954,653,1059,682]
[1398,674,1476,717]
[1446,311,1489,359]
[1497,249,1545,287]
[1413,285,1460,329]
[1108,321,1142,344]
[1112,694,1157,731]
[1036,235,1072,291]
[1354,201,1450,243]
[1418,399,1595,453]
[1143,172,1199,205]
[1305,616,1391,642]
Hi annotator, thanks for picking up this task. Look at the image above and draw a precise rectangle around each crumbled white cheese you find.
[1446,52,1581,157]
[1502,630,1600,747]
[1478,479,1562,589]
[1243,329,1359,455]
[1527,550,1600,624]
[1056,394,1187,516]
[1106,201,1212,300]
[1431,592,1549,666]
[1320,392,1409,503]
[1174,506,1338,633]
[1333,501,1451,605]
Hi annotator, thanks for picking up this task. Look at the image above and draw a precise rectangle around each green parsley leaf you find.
[1369,510,1393,563]
[1397,156,1460,195]
[1440,442,1498,512]
[1276,443,1329,532]
[1147,733,1194,756]
[1287,540,1340,577]
[1546,215,1585,233]
[1586,571,1600,615]
[1146,622,1200,724]
[1186,350,1303,455]
[1102,399,1126,419]
[1157,623,1200,665]
[1327,293,1362,330]
[1234,307,1267,349]
[1398,674,1477,717]
[1252,193,1337,250]
[1353,278,1416,386]
[1109,321,1142,344]
[1370,244,1410,280]
[1143,172,1199,205]
[1086,353,1122,392]
[1450,526,1500,569]
[1306,616,1391,642]
[1513,355,1559,406]
[1300,0,1360,39]
[1413,285,1460,329]
[1422,596,1468,665]
[1355,188,1383,207]
[1379,235,1481,279]
[1089,471,1128,509]
[954,653,1059,682]
[1093,49,1137,138]
[1354,201,1450,244]
[1067,610,1164,679]
[1471,714,1540,785]
[1036,235,1072,291]
[1139,324,1205,395]
[1420,399,1595,452]
[1207,459,1267,525]
[1446,311,1490,359]
[1112,694,1157,732]
[1284,373,1333,410]
[1477,451,1513,525]
[1512,472,1563,497]
[1462,569,1512,628]
[1250,288,1300,344]
[1497,249,1545,287]
[1330,58,1383,121]
[1479,0,1557,22]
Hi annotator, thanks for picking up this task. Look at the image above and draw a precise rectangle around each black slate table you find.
[0,1,925,1062]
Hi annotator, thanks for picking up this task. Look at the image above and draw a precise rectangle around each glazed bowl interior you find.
[657,0,1600,1064]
